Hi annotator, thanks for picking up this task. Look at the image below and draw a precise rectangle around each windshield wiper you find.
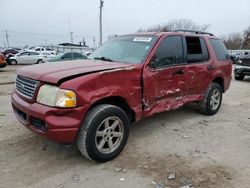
[94,56,113,62]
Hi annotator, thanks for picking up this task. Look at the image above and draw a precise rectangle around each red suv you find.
[12,30,232,162]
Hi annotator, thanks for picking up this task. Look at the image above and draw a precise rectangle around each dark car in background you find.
[48,52,87,62]
[234,54,250,80]
[2,48,21,57]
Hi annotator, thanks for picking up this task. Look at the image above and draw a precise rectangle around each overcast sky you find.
[0,0,249,47]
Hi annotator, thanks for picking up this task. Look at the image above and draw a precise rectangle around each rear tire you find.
[234,75,245,80]
[199,83,223,115]
[77,104,129,162]
[36,59,43,64]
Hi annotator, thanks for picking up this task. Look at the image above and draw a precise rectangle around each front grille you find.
[15,75,38,99]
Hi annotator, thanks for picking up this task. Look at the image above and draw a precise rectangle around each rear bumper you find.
[11,92,87,144]
[234,65,250,76]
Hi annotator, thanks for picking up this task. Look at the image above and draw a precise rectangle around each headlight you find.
[37,84,77,108]
[237,60,242,64]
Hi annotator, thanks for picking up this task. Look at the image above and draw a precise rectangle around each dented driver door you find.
[142,35,188,117]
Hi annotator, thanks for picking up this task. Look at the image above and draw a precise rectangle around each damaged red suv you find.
[12,30,232,162]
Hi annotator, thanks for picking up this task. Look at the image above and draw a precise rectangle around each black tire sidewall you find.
[37,59,43,64]
[234,75,244,80]
[205,83,223,115]
[83,105,129,162]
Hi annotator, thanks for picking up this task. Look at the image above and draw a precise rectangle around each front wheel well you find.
[89,96,136,123]
[212,77,224,92]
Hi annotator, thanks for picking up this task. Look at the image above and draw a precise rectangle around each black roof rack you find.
[172,29,214,36]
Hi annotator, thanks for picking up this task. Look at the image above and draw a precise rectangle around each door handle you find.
[207,65,214,70]
[173,69,185,76]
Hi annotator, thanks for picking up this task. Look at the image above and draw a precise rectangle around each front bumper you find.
[0,62,6,68]
[234,65,250,76]
[11,92,87,144]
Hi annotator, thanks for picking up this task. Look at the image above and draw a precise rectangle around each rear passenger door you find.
[184,36,211,97]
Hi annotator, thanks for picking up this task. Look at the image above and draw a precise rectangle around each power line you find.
[0,30,83,38]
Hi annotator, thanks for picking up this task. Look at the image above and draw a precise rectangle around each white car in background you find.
[31,47,56,55]
[8,51,47,65]
[41,51,56,61]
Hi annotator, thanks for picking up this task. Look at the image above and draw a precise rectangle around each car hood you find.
[17,59,133,84]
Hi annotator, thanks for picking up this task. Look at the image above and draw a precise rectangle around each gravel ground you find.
[0,65,249,188]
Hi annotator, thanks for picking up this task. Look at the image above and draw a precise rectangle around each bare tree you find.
[221,33,243,50]
[242,26,250,49]
[138,19,209,32]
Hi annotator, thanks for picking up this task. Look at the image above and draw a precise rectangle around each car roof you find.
[123,31,217,39]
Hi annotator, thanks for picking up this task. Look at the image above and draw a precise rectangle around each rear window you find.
[209,39,229,61]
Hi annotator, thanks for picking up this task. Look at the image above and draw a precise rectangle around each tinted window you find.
[29,52,39,55]
[154,36,184,67]
[19,52,28,56]
[200,38,209,61]
[61,53,73,59]
[209,39,229,61]
[73,52,84,58]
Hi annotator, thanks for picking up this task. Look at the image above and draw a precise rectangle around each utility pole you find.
[82,36,86,47]
[99,0,104,46]
[93,36,96,48]
[5,30,9,47]
[70,32,73,44]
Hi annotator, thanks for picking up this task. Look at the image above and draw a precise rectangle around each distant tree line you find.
[137,19,250,50]
[221,26,250,50]
[137,19,209,33]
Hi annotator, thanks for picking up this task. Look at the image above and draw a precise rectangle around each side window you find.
[209,39,229,61]
[20,52,28,56]
[185,37,203,63]
[73,52,84,58]
[29,52,39,55]
[61,53,72,59]
[200,38,209,61]
[153,36,184,68]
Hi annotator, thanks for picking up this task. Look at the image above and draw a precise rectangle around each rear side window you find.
[209,39,229,61]
[154,36,184,68]
[185,37,209,63]
[200,38,209,61]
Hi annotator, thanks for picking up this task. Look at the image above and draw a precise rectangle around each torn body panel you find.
[60,65,143,121]
[142,65,188,117]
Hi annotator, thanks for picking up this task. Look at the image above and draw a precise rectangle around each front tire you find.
[199,83,223,115]
[77,104,129,162]
[234,75,245,80]
[10,60,17,65]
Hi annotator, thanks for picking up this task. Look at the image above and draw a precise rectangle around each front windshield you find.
[88,35,157,64]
